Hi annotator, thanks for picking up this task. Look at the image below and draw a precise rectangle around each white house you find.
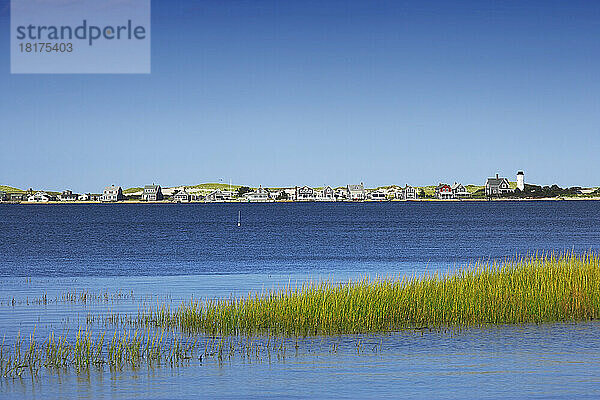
[451,182,471,199]
[384,187,402,199]
[245,186,271,202]
[100,185,124,202]
[142,184,164,201]
[284,188,296,200]
[59,190,78,201]
[403,185,418,200]
[315,186,336,201]
[368,190,387,201]
[205,189,231,202]
[335,188,347,201]
[78,193,99,201]
[28,191,53,202]
[269,189,286,200]
[270,188,296,201]
[346,184,366,201]
[173,188,193,203]
[295,186,315,201]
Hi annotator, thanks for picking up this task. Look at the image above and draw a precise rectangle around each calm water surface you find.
[1,202,600,399]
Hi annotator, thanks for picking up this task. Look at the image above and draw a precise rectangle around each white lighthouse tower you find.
[516,171,525,191]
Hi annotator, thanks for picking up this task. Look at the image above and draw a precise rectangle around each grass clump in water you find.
[0,329,306,378]
[143,252,600,335]
[0,328,200,378]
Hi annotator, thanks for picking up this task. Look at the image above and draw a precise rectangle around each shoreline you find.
[4,197,600,205]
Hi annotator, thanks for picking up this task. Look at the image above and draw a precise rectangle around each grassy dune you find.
[0,185,23,192]
[187,183,241,190]
[145,252,600,335]
[123,187,143,194]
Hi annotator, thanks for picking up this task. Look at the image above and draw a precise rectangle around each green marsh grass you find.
[0,328,202,378]
[2,252,600,378]
[0,289,143,307]
[140,252,600,335]
[0,328,306,378]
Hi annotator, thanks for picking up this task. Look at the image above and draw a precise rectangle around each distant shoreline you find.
[5,197,600,205]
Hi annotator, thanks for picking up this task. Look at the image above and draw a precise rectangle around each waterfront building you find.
[334,188,347,200]
[0,191,8,202]
[403,185,418,200]
[9,192,27,202]
[295,186,315,201]
[368,190,387,201]
[385,187,401,199]
[284,188,296,199]
[172,188,192,203]
[78,193,91,201]
[451,182,471,199]
[142,185,164,201]
[315,186,335,201]
[517,171,525,191]
[435,184,454,200]
[393,186,407,200]
[271,188,296,200]
[245,186,271,202]
[269,189,286,200]
[100,185,124,202]
[485,173,513,197]
[346,183,366,201]
[59,190,78,201]
[28,191,54,202]
[205,189,231,202]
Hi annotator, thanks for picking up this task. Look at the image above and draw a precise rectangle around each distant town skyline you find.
[1,1,599,193]
[3,169,597,195]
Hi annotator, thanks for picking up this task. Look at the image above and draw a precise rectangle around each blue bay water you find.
[1,201,599,277]
[1,201,600,399]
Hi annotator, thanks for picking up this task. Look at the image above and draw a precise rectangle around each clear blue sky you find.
[1,0,599,192]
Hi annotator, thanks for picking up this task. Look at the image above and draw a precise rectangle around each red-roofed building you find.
[435,184,454,200]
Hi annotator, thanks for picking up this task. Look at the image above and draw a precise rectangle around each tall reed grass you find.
[3,252,599,378]
[0,328,200,378]
[0,328,299,378]
[141,252,600,335]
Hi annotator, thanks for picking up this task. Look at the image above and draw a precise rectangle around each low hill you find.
[0,185,23,192]
[186,183,242,191]
[466,185,484,193]
[123,187,143,194]
[123,183,244,196]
